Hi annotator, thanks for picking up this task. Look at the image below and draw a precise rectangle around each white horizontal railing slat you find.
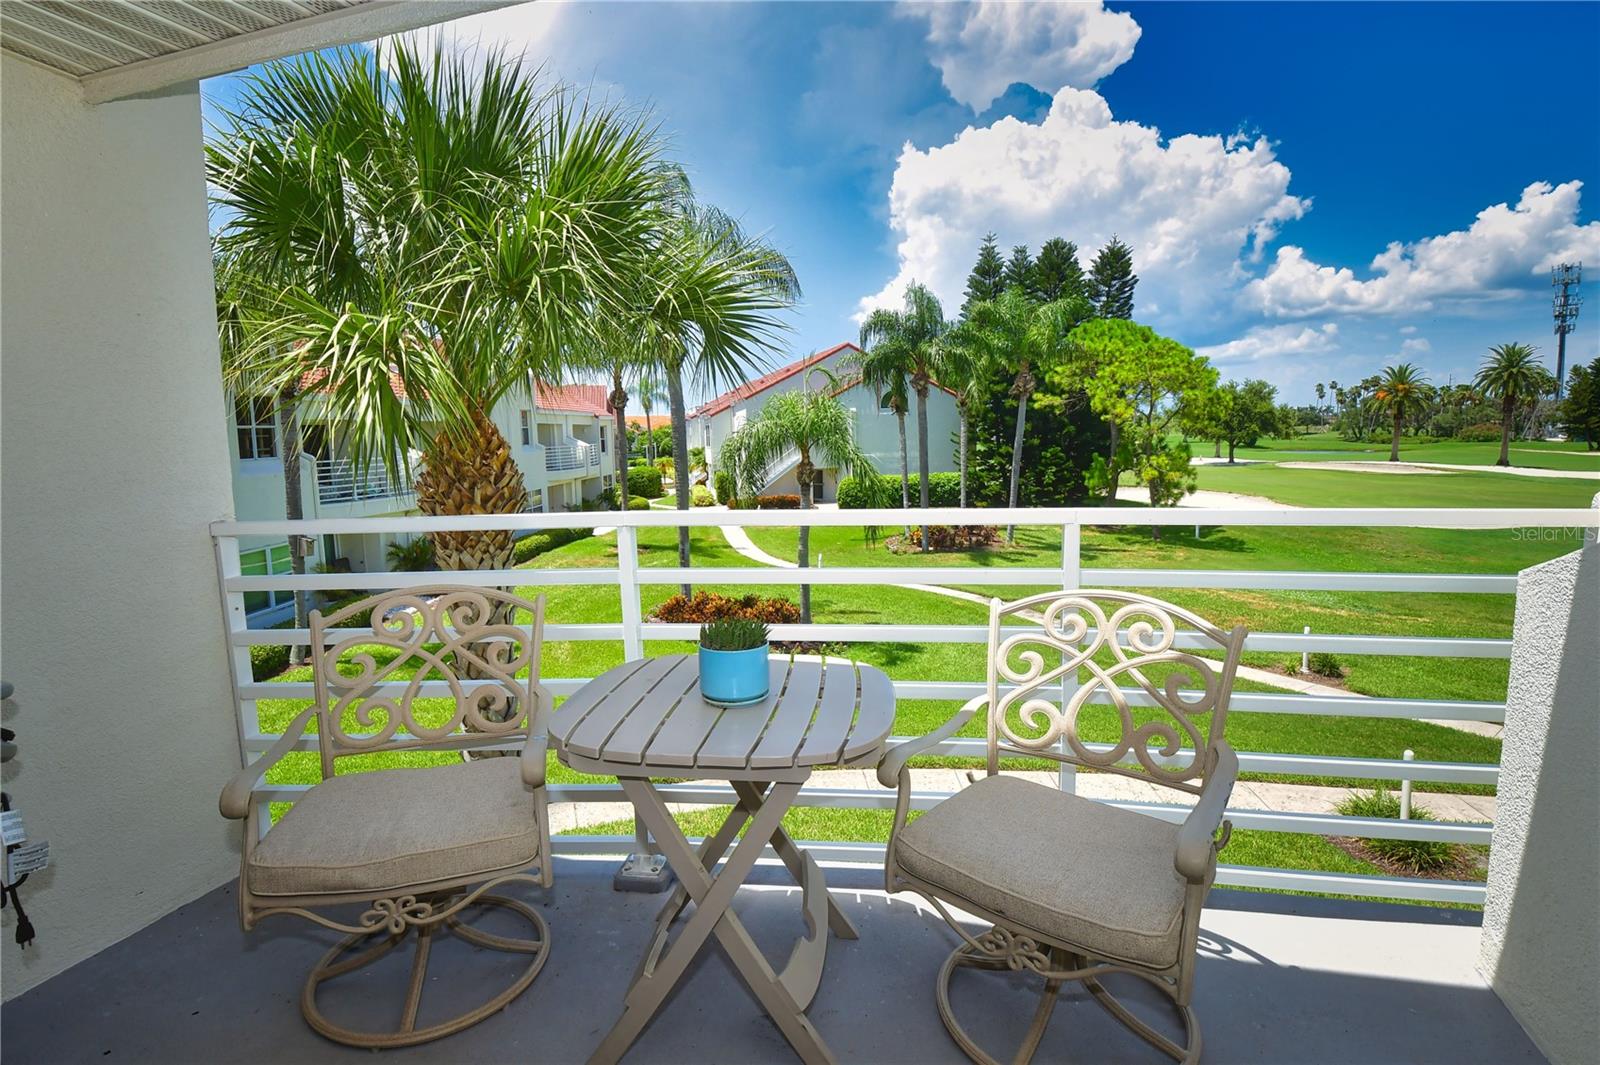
[215,504,1593,904]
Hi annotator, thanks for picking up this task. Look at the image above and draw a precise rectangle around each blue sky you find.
[203,1,1600,405]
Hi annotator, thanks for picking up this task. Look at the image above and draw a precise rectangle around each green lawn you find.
[1195,462,1599,508]
[1225,432,1600,472]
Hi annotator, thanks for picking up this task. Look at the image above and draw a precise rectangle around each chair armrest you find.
[877,695,988,788]
[521,685,554,788]
[219,706,317,820]
[1175,742,1238,882]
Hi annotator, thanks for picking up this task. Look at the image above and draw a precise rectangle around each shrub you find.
[837,472,963,509]
[1335,788,1458,873]
[1307,652,1343,678]
[385,536,435,571]
[602,486,654,510]
[691,485,716,507]
[1458,422,1503,443]
[755,494,800,509]
[512,526,592,565]
[626,464,664,499]
[891,525,999,552]
[652,591,801,625]
[250,642,291,681]
[714,469,736,504]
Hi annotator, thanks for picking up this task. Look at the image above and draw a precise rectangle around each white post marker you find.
[1301,625,1311,674]
[1400,749,1415,819]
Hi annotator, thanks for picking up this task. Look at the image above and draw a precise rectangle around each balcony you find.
[545,438,597,473]
[312,457,412,506]
[10,504,1598,1062]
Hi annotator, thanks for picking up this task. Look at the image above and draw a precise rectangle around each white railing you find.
[313,457,411,505]
[211,504,1600,906]
[545,439,595,472]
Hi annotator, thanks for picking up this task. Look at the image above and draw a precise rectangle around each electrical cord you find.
[1,791,36,948]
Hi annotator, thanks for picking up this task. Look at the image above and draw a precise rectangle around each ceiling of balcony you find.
[0,1,504,103]
[0,1,369,77]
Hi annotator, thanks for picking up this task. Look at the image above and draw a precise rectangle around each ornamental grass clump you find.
[1335,787,1458,874]
[698,618,770,652]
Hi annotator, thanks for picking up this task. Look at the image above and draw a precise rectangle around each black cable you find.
[1,792,36,948]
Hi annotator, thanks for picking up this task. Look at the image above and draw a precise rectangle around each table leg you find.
[731,780,859,940]
[589,779,834,1065]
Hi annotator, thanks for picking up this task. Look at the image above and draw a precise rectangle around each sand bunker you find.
[1276,461,1451,475]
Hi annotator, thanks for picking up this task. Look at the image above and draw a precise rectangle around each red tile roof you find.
[297,367,409,399]
[536,382,610,416]
[692,342,861,418]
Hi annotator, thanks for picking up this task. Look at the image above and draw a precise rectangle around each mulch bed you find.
[1328,836,1487,880]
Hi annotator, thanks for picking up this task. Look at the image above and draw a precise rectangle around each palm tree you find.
[957,288,1091,539]
[1475,343,1553,466]
[1369,364,1432,461]
[721,375,875,622]
[931,334,990,508]
[209,42,675,572]
[638,202,800,595]
[637,372,667,464]
[849,343,912,525]
[857,283,948,549]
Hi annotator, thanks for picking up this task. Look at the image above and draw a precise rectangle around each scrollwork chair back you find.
[310,586,545,777]
[984,590,1247,793]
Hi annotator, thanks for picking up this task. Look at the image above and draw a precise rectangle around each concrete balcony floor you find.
[3,857,1540,1064]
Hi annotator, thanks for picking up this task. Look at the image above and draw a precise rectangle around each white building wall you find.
[1479,520,1600,1065]
[1,60,243,998]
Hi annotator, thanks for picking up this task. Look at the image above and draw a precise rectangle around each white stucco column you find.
[1,57,242,998]
[1478,501,1600,1065]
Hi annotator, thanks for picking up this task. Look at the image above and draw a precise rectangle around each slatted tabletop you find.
[551,654,896,775]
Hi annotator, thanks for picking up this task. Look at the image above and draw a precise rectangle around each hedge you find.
[729,494,800,510]
[626,465,664,499]
[837,472,962,509]
[513,526,592,565]
[652,591,801,624]
[691,485,716,507]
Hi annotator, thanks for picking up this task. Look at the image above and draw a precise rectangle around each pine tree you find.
[1003,244,1036,298]
[1034,237,1085,303]
[962,233,1006,314]
[1087,237,1138,319]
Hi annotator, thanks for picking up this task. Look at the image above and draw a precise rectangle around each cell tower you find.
[1552,263,1582,398]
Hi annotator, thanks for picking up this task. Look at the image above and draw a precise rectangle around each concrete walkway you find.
[1278,459,1600,480]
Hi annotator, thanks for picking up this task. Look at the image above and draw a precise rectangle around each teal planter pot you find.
[698,644,770,707]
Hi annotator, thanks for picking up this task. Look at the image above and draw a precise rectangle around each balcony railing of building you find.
[211,504,1599,906]
[312,456,412,505]
[545,439,596,472]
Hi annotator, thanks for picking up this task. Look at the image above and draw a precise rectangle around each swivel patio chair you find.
[878,590,1247,1064]
[219,586,554,1048]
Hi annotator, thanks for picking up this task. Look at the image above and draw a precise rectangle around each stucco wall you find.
[1479,523,1600,1063]
[1,58,243,998]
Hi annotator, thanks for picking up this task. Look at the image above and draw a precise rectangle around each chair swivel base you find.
[936,940,1200,1065]
[300,894,549,1049]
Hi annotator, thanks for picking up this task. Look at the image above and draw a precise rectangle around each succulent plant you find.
[698,617,770,651]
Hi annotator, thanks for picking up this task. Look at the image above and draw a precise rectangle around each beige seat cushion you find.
[249,759,541,897]
[895,774,1188,968]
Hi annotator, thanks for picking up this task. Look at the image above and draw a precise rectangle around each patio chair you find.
[878,590,1247,1065]
[219,586,554,1048]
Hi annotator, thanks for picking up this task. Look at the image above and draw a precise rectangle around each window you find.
[240,543,293,616]
[528,489,544,512]
[235,397,277,459]
[600,427,607,453]
[878,390,894,411]
[732,408,747,431]
[519,410,533,447]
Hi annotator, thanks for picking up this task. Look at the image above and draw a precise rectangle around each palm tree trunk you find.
[915,384,931,551]
[644,409,655,464]
[895,408,911,536]
[278,387,309,665]
[666,363,693,597]
[1498,397,1513,466]
[957,401,969,509]
[415,409,528,570]
[1106,419,1121,502]
[797,456,813,624]
[610,370,630,510]
[1006,395,1028,543]
[1389,411,1402,461]
[1006,366,1031,542]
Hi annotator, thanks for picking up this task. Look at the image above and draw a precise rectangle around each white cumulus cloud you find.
[1196,322,1339,365]
[857,87,1308,329]
[1244,181,1600,318]
[899,1,1141,111]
